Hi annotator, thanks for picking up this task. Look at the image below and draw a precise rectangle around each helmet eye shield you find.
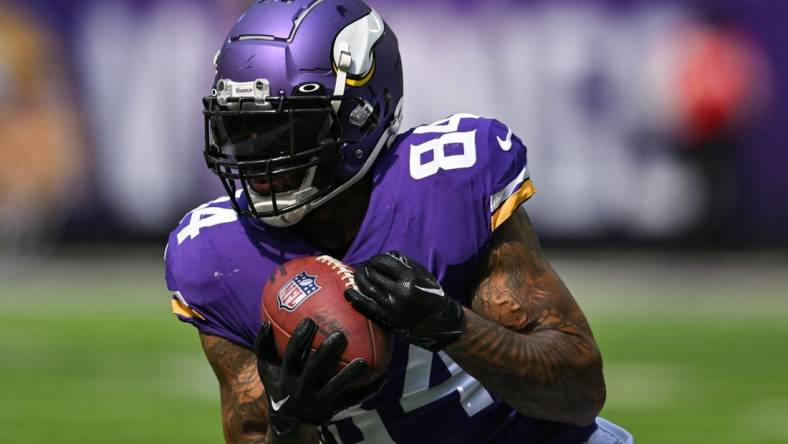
[202,93,361,219]
[208,100,336,161]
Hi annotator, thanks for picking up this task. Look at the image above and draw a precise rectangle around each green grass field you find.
[1,251,786,443]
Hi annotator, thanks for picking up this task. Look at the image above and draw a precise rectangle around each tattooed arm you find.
[199,333,319,444]
[444,208,605,426]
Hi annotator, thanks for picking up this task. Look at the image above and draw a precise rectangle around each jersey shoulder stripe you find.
[170,291,206,321]
[491,179,536,231]
[485,118,536,230]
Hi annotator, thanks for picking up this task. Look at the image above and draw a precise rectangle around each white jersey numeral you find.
[409,130,478,180]
[413,113,480,134]
[329,345,494,442]
[410,114,482,180]
[401,345,494,416]
[328,409,394,444]
[176,197,237,245]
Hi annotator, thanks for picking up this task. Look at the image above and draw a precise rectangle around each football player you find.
[165,1,632,443]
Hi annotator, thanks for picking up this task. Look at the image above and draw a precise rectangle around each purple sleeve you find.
[351,114,534,306]
[163,200,265,349]
[420,114,533,232]
[164,232,250,348]
[484,118,535,231]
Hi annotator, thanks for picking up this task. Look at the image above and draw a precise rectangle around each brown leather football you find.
[261,255,392,386]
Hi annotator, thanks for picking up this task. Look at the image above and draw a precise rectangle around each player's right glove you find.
[344,251,465,352]
[255,319,383,436]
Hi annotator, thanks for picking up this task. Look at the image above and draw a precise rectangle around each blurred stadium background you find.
[1,0,786,442]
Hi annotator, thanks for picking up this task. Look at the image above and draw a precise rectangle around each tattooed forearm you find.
[445,210,605,426]
[448,310,604,426]
[200,334,269,443]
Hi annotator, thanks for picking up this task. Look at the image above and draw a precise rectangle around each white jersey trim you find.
[490,164,530,214]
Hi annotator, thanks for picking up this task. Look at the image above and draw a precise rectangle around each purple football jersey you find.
[165,114,595,443]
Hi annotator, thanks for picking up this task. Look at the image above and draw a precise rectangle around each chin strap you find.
[332,42,352,113]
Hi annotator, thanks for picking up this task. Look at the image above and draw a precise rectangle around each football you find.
[261,255,392,386]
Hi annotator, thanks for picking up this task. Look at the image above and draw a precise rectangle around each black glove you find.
[344,251,465,352]
[255,319,383,436]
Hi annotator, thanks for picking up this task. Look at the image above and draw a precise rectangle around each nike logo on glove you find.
[414,285,445,297]
[271,395,290,411]
[497,129,513,151]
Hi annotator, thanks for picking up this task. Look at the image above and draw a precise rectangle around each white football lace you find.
[316,256,358,290]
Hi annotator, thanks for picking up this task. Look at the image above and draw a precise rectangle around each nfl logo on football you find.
[277,272,322,312]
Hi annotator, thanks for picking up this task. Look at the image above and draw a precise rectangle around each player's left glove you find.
[255,319,383,436]
[344,251,464,352]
